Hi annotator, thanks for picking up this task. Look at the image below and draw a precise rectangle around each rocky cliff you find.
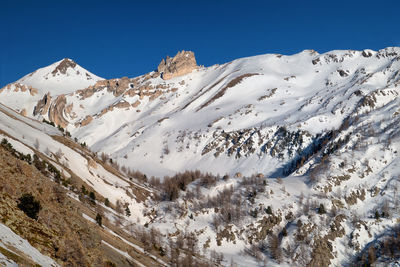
[157,50,198,80]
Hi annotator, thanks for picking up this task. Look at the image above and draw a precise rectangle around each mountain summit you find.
[50,58,77,75]
[2,47,399,177]
[0,58,103,116]
[15,58,103,94]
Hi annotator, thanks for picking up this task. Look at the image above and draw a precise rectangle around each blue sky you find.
[1,0,399,86]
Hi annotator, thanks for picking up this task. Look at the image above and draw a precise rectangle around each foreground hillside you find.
[0,104,168,266]
[0,48,399,266]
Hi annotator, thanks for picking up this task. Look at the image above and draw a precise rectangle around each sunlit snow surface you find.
[0,48,399,266]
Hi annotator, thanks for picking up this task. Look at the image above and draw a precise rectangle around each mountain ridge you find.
[0,47,399,266]
[1,47,400,177]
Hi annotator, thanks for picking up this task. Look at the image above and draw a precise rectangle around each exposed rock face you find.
[0,83,38,96]
[131,100,141,108]
[115,77,131,96]
[33,93,52,116]
[157,50,197,80]
[98,106,114,117]
[64,103,75,119]
[114,100,130,109]
[29,87,38,96]
[79,77,136,98]
[80,115,93,127]
[51,58,77,76]
[48,95,69,128]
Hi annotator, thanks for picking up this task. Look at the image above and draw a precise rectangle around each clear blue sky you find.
[1,0,399,86]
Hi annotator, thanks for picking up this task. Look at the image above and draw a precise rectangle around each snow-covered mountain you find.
[2,48,398,177]
[17,58,103,93]
[0,58,102,117]
[0,48,399,266]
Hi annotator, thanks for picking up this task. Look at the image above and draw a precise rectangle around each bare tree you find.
[269,233,282,263]
[34,138,40,150]
[382,199,390,218]
[368,246,376,265]
[55,148,63,158]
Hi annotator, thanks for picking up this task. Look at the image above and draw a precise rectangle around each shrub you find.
[250,209,258,218]
[125,207,131,217]
[266,206,272,215]
[282,227,288,237]
[1,138,8,147]
[95,213,102,226]
[17,193,41,220]
[33,154,46,174]
[89,191,96,204]
[375,210,380,219]
[42,119,55,127]
[81,185,87,195]
[318,204,326,214]
[104,198,110,207]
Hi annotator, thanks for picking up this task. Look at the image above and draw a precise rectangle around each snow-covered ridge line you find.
[1,47,400,178]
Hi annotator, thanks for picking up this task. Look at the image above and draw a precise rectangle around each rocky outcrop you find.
[0,83,38,96]
[157,50,197,80]
[98,106,114,117]
[29,87,38,96]
[131,100,141,108]
[114,77,131,96]
[51,58,77,76]
[48,95,69,128]
[79,115,93,127]
[64,103,75,119]
[114,100,130,109]
[33,93,52,116]
[79,77,135,98]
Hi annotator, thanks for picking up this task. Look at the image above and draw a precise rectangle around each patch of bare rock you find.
[157,50,198,80]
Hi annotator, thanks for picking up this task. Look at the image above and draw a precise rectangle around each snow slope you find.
[16,58,103,94]
[143,83,400,266]
[0,103,148,223]
[5,47,397,178]
[0,48,399,266]
[0,58,103,116]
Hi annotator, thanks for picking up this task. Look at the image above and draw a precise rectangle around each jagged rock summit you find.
[13,58,103,95]
[51,58,77,75]
[157,50,198,80]
[0,58,103,117]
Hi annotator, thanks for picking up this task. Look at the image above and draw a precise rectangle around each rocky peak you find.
[157,50,197,80]
[51,58,77,76]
